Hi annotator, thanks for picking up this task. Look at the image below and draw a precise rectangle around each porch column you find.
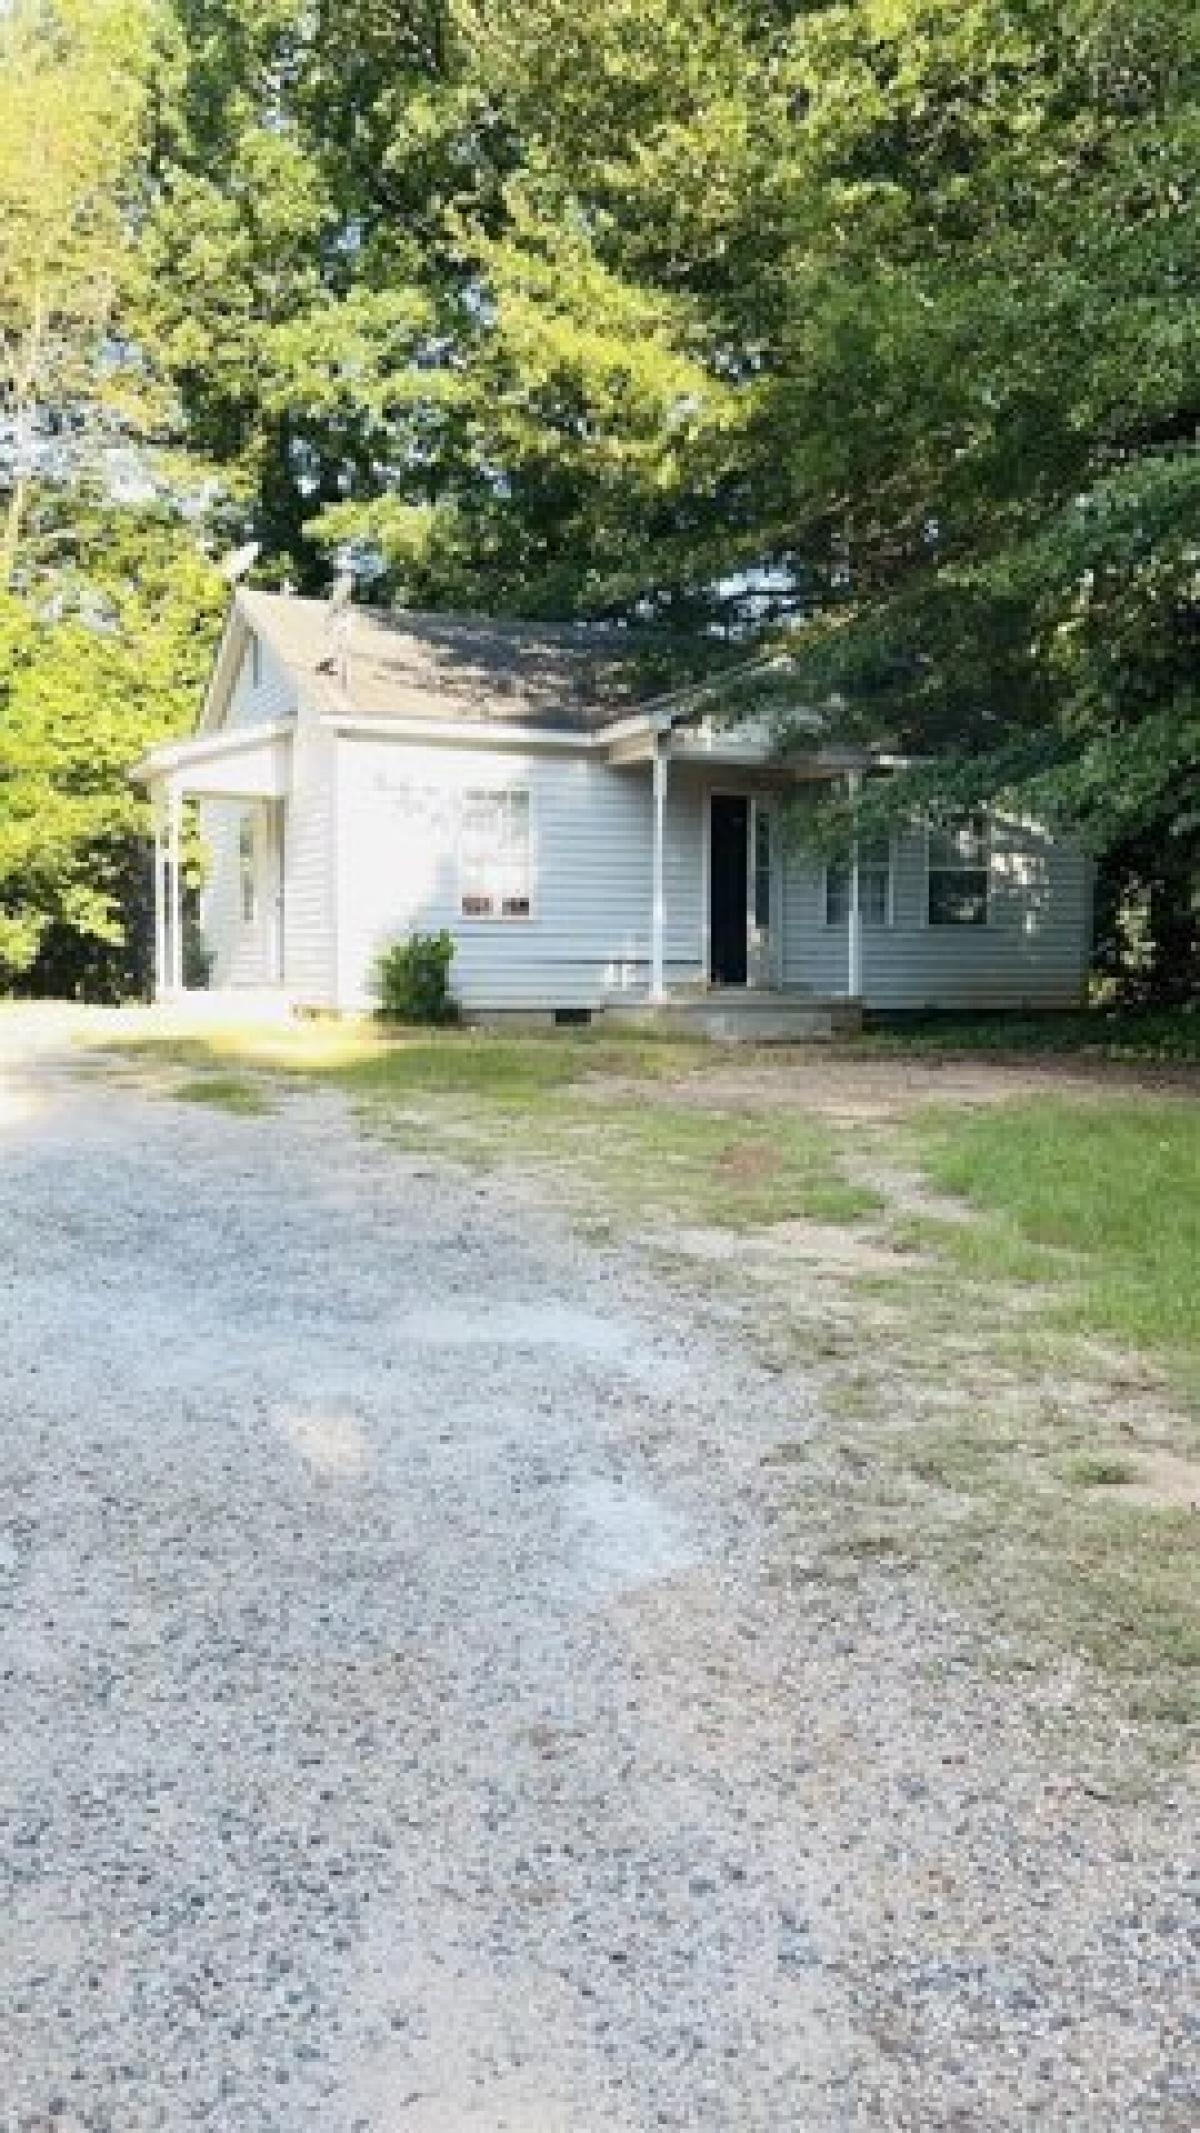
[152,793,167,1001]
[167,781,184,994]
[650,734,669,1002]
[847,769,863,1000]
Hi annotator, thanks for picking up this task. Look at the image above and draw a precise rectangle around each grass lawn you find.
[909,1095,1199,1367]
[100,1013,1199,1725]
[171,1070,276,1115]
[105,1020,692,1097]
[108,1021,879,1229]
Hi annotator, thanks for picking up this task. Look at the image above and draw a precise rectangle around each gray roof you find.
[239,590,652,733]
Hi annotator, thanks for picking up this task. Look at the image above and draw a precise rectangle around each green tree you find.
[139,0,493,583]
[304,0,784,619]
[387,0,1198,989]
[0,0,224,997]
[5,0,1196,996]
[0,0,161,584]
[753,1,1200,989]
[0,519,224,992]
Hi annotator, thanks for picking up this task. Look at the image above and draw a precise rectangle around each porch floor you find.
[603,990,862,1044]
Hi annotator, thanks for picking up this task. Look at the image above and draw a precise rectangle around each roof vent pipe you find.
[319,568,354,691]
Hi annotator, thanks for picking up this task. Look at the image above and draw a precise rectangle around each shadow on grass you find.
[860,1005,1200,1066]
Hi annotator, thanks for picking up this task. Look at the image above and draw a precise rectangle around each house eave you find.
[129,716,295,787]
[318,710,602,753]
[194,599,255,735]
[316,706,875,776]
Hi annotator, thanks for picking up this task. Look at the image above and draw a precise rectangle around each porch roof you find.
[602,710,870,773]
[130,719,293,800]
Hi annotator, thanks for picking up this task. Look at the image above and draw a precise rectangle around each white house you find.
[130,589,1093,1033]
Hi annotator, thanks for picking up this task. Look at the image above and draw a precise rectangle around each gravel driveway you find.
[1,1012,1195,2131]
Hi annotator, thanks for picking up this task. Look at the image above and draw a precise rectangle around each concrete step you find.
[603,993,862,1043]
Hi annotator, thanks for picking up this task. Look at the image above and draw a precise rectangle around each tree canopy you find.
[0,0,1196,995]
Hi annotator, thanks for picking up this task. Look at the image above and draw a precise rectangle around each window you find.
[928,816,990,926]
[460,789,532,919]
[238,815,257,924]
[250,634,262,689]
[825,829,892,928]
[753,806,772,930]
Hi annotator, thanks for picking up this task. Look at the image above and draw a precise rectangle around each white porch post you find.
[650,734,669,1002]
[152,793,167,1002]
[167,781,184,995]
[847,768,863,1000]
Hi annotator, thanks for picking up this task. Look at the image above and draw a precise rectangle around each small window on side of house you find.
[239,816,257,924]
[460,789,532,919]
[825,829,892,928]
[250,634,262,690]
[928,816,990,926]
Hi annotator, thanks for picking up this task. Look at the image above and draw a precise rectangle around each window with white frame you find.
[250,633,262,689]
[238,814,257,924]
[927,815,990,925]
[825,828,892,927]
[460,789,532,919]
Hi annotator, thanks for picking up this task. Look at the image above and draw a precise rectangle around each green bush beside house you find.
[373,931,458,1026]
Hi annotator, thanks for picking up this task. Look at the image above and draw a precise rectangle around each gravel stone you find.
[0,1010,1195,2130]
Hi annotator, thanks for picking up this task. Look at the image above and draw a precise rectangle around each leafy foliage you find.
[373,929,458,1025]
[454,1,1197,991]
[0,0,1196,996]
[0,519,225,992]
[0,0,161,587]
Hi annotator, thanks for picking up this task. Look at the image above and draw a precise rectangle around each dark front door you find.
[709,795,749,986]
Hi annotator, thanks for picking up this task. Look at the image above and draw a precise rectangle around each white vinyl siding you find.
[200,723,336,1008]
[825,831,893,929]
[334,740,710,1012]
[176,606,1093,1015]
[329,740,1091,1014]
[198,801,277,986]
[225,633,294,730]
[194,627,343,1004]
[280,715,336,1005]
[783,817,1091,1007]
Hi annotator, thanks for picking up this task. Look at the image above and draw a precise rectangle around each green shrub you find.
[373,930,458,1025]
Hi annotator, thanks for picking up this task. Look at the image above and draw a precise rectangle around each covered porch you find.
[129,721,292,1002]
[609,711,873,1020]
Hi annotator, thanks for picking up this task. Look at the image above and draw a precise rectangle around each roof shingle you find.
[239,591,649,733]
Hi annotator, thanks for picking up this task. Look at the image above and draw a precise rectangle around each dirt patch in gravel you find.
[1120,1447,1200,1512]
[588,1044,1200,1125]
